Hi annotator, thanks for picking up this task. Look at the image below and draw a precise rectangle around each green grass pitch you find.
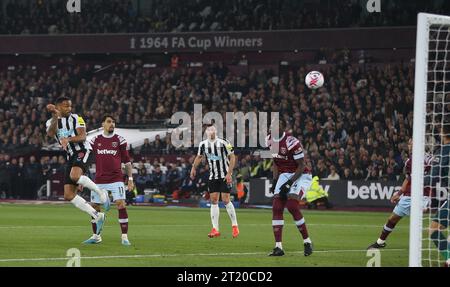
[0,204,410,267]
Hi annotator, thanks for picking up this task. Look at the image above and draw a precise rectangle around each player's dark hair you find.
[55,96,71,105]
[102,114,116,123]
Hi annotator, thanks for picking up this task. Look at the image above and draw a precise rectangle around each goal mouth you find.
[410,13,450,267]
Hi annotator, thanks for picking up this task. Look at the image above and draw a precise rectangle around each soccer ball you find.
[305,71,324,89]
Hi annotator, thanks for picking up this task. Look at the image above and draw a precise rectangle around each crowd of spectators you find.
[0,50,416,200]
[0,0,438,199]
[0,153,66,199]
[0,0,448,34]
[0,0,138,34]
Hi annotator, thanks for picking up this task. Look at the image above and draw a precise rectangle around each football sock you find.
[378,219,398,243]
[71,195,99,219]
[272,197,286,245]
[210,204,220,230]
[91,217,97,235]
[77,176,102,196]
[225,202,238,226]
[118,207,129,235]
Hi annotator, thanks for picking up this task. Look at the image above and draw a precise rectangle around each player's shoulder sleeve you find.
[89,135,98,149]
[424,153,434,168]
[117,134,127,145]
[286,136,304,160]
[117,134,128,150]
[197,140,206,156]
[221,138,234,155]
[74,114,86,129]
[119,136,131,163]
[286,135,300,151]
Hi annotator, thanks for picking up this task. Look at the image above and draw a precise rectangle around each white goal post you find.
[410,13,450,267]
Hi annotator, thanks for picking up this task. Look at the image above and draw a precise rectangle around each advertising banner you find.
[0,27,415,54]
[248,178,402,207]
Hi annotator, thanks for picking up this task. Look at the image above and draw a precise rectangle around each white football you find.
[305,71,324,89]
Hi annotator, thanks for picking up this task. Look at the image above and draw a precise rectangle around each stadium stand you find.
[0,0,448,34]
[0,0,434,199]
[0,51,414,198]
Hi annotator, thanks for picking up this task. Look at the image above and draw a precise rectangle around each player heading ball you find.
[46,96,110,238]
[266,120,314,257]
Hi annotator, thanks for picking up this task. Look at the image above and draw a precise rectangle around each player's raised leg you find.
[208,192,221,238]
[269,195,286,256]
[83,203,103,244]
[69,166,105,235]
[368,212,402,249]
[65,186,105,237]
[368,171,412,250]
[221,192,239,238]
[72,169,110,212]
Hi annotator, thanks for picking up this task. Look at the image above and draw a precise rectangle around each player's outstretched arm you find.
[46,105,60,138]
[46,116,58,138]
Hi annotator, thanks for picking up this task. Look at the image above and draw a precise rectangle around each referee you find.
[190,124,239,238]
[46,96,110,237]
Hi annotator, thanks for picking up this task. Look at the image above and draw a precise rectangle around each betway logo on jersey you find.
[97,149,118,156]
[272,154,288,160]
[347,181,401,200]
[206,154,222,161]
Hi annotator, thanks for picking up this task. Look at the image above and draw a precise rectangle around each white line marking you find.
[0,249,407,263]
[0,223,408,229]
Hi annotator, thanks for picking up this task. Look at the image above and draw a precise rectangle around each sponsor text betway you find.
[348,181,400,200]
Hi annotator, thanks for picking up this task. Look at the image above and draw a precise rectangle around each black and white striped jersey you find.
[46,113,91,158]
[198,138,234,180]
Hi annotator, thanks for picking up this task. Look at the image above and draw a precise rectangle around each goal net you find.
[410,13,450,267]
